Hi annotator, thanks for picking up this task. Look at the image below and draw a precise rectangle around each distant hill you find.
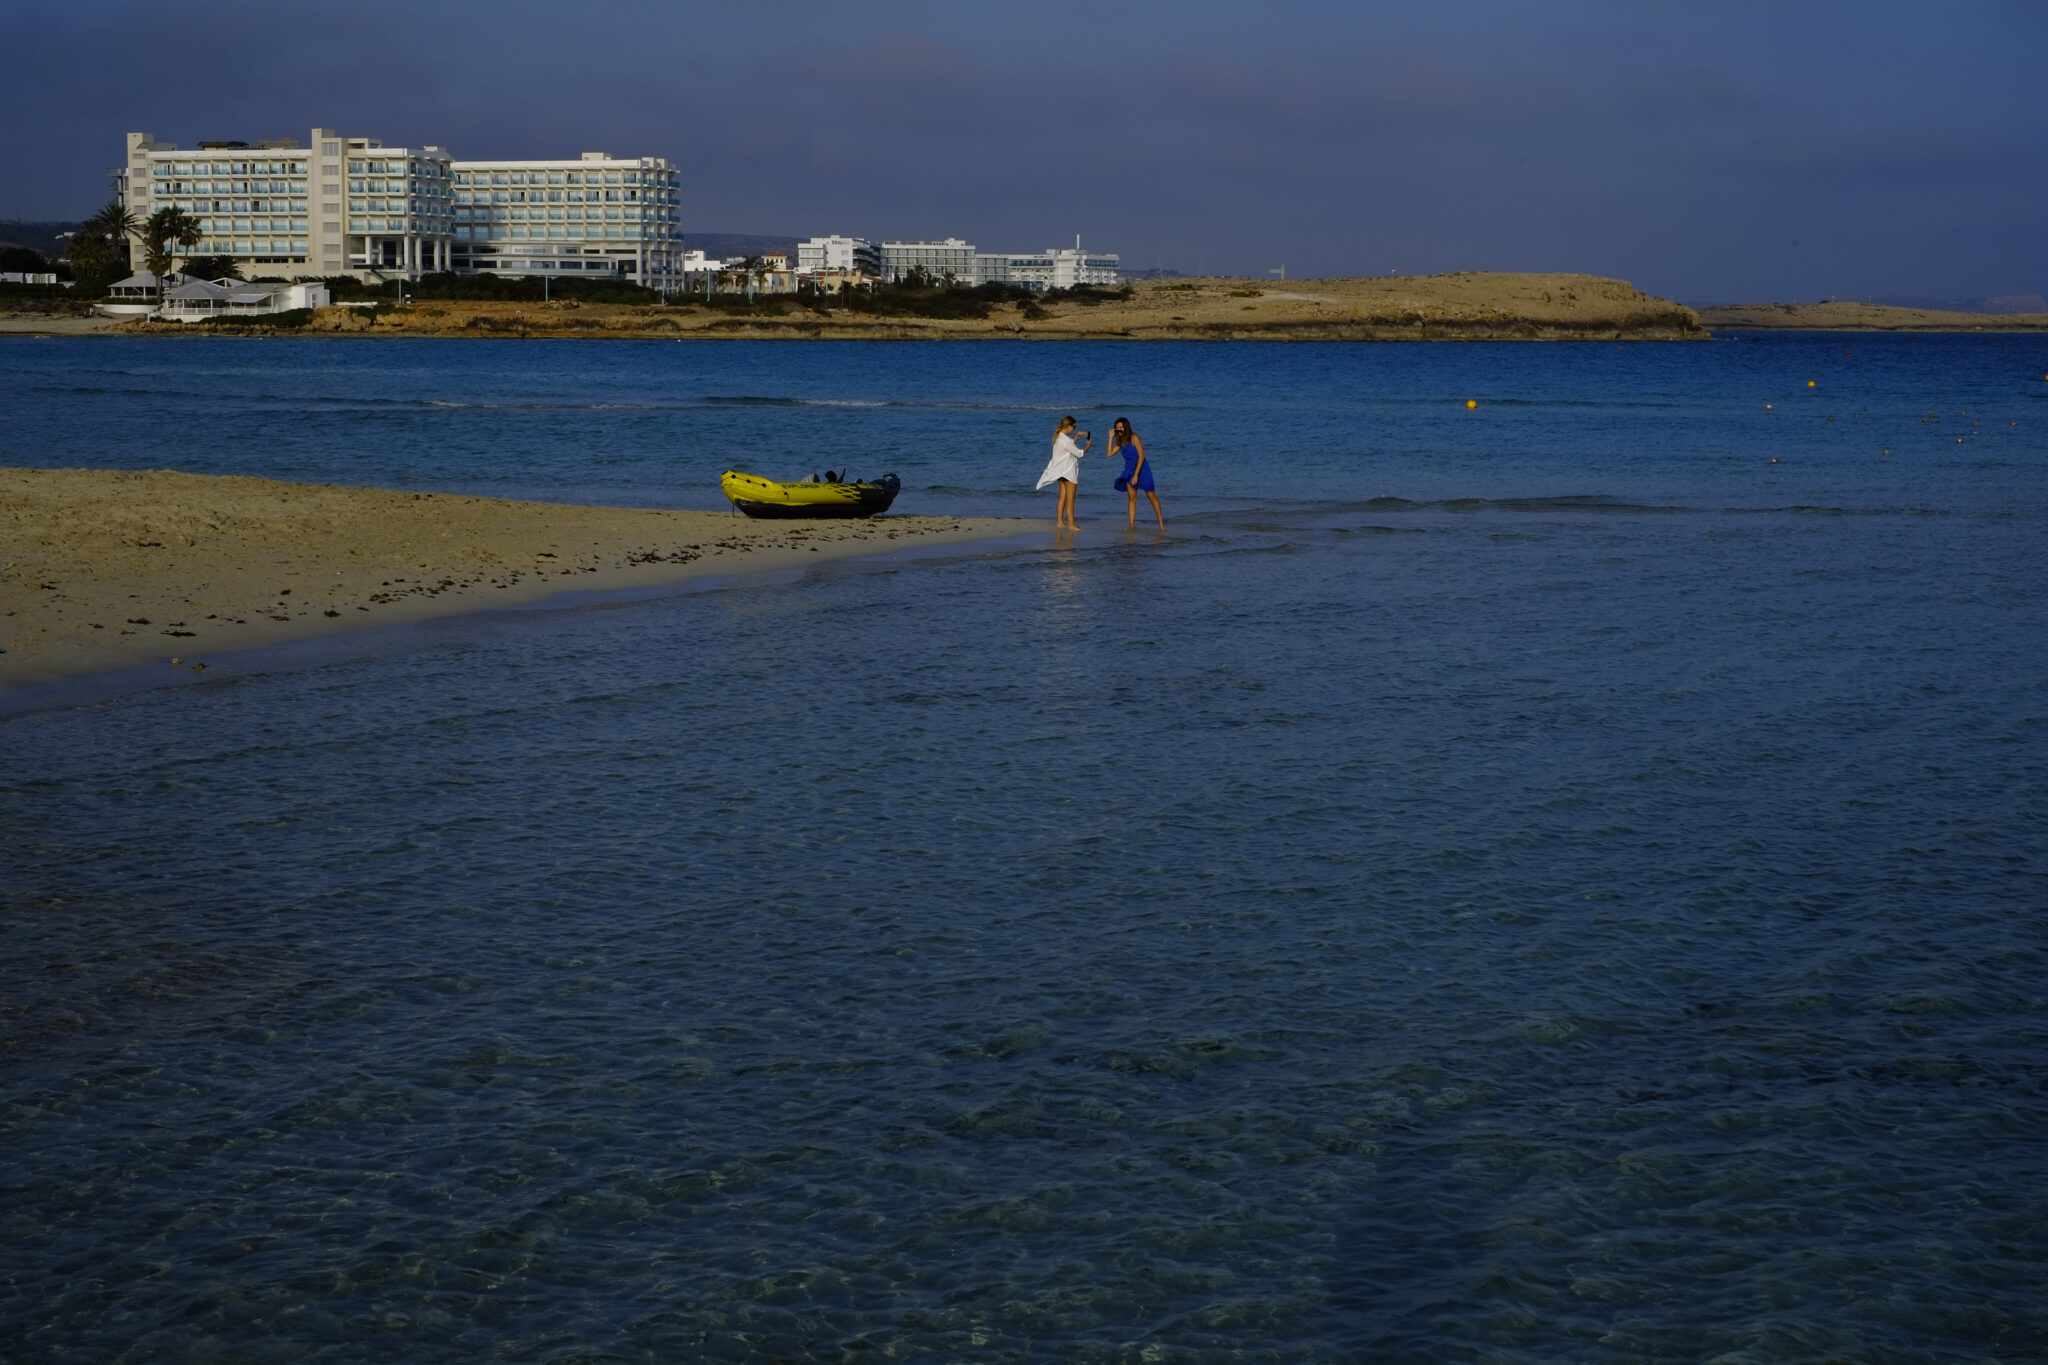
[1873,293,2047,315]
[1695,300,2048,332]
[0,221,80,259]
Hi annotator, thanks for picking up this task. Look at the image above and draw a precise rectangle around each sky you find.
[4,0,2043,302]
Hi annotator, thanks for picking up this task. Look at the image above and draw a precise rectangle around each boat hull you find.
[721,471,901,519]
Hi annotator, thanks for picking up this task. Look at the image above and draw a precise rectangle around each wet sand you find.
[0,467,1021,690]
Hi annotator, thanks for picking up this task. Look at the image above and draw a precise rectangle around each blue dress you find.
[1115,440,1156,493]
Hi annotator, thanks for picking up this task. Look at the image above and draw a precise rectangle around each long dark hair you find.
[1110,416,1133,453]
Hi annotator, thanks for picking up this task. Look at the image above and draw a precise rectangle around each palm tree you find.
[84,200,139,258]
[739,254,765,301]
[66,200,140,292]
[141,207,203,308]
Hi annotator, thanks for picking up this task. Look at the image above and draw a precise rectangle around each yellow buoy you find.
[1807,380,1816,387]
[1466,399,1477,409]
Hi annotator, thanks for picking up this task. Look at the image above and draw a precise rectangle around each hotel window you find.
[492,173,507,185]
[548,172,564,185]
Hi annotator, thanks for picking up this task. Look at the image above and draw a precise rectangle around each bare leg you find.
[1145,489,1165,528]
[1126,482,1138,530]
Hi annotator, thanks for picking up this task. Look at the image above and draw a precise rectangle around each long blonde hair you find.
[1055,415,1076,438]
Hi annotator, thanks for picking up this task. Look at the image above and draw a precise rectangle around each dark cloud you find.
[4,0,2042,300]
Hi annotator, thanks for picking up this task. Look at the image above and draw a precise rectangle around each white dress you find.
[1036,432,1085,490]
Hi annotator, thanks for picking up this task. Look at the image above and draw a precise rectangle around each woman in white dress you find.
[1035,415,1091,530]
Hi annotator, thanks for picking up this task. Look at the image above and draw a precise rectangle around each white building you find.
[116,131,680,287]
[91,272,329,319]
[159,277,332,321]
[450,152,682,289]
[797,235,881,276]
[880,237,975,284]
[975,252,1052,289]
[973,244,1121,291]
[118,128,454,282]
[1049,246,1121,288]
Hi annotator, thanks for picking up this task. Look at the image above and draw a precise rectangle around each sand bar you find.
[0,467,1021,691]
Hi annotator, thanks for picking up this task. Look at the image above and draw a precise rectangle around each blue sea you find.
[4,334,2046,1363]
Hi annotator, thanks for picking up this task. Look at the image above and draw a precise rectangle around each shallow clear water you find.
[4,335,2047,1362]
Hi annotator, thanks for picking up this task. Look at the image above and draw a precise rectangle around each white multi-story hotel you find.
[880,237,976,284]
[450,152,681,288]
[810,233,1118,290]
[116,129,681,287]
[119,128,390,280]
[796,235,881,276]
[973,245,1121,291]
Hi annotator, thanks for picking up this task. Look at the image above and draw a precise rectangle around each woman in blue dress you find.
[1107,417,1165,530]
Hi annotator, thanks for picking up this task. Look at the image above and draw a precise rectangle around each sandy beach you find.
[43,271,1705,342]
[0,467,1019,690]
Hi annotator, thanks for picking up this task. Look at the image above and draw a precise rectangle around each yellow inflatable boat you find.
[720,470,901,519]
